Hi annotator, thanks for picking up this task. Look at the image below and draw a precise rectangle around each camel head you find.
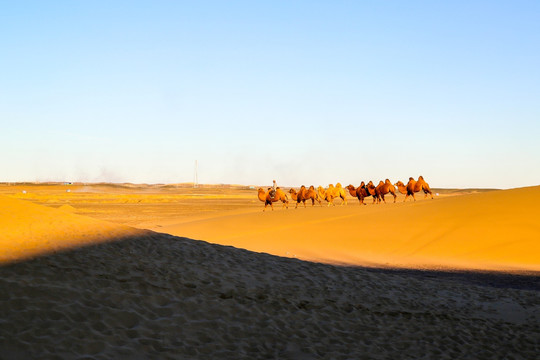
[346,184,355,191]
[289,188,296,194]
[395,181,405,187]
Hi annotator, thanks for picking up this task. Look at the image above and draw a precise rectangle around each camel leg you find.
[392,192,396,203]
[412,193,416,201]
[404,194,408,202]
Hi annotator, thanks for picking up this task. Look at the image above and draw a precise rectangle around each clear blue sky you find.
[1,1,539,188]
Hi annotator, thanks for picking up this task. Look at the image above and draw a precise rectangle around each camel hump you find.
[336,183,342,188]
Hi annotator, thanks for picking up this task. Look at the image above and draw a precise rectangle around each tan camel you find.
[292,185,322,208]
[289,188,299,202]
[345,182,371,205]
[395,176,433,201]
[375,179,397,203]
[318,183,347,206]
[257,187,288,211]
[394,180,411,201]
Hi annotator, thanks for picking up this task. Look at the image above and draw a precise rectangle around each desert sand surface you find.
[1,183,539,358]
[2,182,538,271]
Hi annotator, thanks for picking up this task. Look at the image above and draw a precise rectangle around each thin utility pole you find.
[194,160,198,188]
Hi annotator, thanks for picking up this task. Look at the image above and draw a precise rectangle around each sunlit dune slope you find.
[0,195,146,264]
[161,186,540,271]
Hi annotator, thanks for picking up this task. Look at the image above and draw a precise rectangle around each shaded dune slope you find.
[1,233,539,359]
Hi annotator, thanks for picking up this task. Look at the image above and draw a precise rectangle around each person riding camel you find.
[269,180,277,199]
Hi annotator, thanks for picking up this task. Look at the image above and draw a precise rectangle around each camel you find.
[375,179,397,203]
[318,183,347,206]
[394,180,410,201]
[345,182,371,205]
[395,176,433,201]
[366,181,379,204]
[257,187,288,211]
[291,185,322,208]
[288,188,299,202]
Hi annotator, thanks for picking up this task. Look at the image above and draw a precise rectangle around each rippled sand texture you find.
[1,233,539,359]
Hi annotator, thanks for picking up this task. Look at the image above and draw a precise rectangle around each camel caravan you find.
[257,176,433,211]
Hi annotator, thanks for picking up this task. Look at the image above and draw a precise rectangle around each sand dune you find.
[0,195,146,264]
[159,186,540,272]
[0,187,539,358]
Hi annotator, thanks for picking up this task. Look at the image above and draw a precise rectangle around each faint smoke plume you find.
[93,167,124,183]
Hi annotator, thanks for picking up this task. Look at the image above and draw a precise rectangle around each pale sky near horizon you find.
[1,1,539,189]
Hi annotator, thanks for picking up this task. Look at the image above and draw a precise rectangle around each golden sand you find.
[0,183,538,358]
[2,183,538,271]
[160,186,540,271]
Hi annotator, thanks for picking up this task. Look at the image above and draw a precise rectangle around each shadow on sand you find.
[1,232,539,359]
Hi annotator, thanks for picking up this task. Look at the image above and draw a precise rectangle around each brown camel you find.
[366,181,379,204]
[257,187,288,211]
[395,176,433,201]
[345,182,371,205]
[375,179,397,203]
[292,185,322,208]
[317,183,347,206]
